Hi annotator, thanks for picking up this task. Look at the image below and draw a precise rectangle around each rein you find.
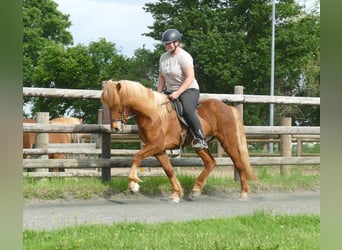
[160,100,173,113]
[112,100,173,125]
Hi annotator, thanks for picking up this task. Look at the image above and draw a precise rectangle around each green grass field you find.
[24,210,319,250]
[23,166,320,249]
[23,165,320,200]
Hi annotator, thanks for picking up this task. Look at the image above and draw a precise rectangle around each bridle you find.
[110,105,136,125]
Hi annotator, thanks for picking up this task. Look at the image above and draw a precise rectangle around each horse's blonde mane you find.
[101,80,170,123]
[101,80,121,107]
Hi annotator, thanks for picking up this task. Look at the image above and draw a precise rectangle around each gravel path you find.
[23,190,320,231]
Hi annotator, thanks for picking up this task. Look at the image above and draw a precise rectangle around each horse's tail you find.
[233,109,256,181]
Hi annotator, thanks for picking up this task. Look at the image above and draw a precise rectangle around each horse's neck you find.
[126,103,150,118]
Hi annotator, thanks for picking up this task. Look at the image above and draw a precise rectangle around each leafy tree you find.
[128,46,161,88]
[143,0,320,125]
[31,42,94,121]
[27,24,161,122]
[27,16,164,121]
[23,0,72,87]
[24,0,319,127]
[23,0,73,119]
[88,38,124,82]
[30,38,132,123]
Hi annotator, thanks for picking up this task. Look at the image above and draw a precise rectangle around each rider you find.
[157,28,208,150]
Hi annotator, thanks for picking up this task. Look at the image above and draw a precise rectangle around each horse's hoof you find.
[129,182,140,194]
[190,190,201,198]
[169,194,181,203]
[169,196,180,203]
[240,192,248,198]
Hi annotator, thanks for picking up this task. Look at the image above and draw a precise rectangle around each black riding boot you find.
[191,129,208,150]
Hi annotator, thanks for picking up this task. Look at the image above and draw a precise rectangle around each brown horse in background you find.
[101,80,255,203]
[23,118,36,159]
[48,117,83,160]
[23,117,83,171]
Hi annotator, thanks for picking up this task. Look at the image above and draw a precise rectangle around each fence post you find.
[234,86,244,117]
[280,117,292,175]
[101,82,111,182]
[97,109,102,149]
[217,142,224,157]
[296,138,302,156]
[35,112,49,172]
[233,86,244,181]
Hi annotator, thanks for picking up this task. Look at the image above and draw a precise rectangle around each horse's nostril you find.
[114,127,121,132]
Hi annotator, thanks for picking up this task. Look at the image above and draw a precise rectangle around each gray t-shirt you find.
[159,48,199,92]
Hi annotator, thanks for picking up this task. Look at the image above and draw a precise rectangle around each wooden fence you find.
[23,86,320,180]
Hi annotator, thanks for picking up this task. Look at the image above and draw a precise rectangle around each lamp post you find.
[269,0,275,154]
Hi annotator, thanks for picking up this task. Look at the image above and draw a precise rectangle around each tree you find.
[30,38,133,123]
[128,46,161,88]
[23,0,74,118]
[143,0,320,125]
[31,42,95,121]
[23,0,72,87]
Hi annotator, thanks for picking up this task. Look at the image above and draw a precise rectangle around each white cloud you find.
[55,0,158,57]
[297,0,320,11]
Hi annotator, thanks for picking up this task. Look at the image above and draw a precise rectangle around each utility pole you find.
[269,0,276,154]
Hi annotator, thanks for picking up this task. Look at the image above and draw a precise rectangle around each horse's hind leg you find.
[190,149,216,197]
[232,157,250,198]
[218,138,254,198]
[155,152,183,203]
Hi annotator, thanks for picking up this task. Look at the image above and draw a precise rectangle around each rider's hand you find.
[169,91,180,100]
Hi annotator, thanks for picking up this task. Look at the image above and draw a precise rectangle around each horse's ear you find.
[116,82,121,92]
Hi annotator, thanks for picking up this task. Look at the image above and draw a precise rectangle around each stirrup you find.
[166,149,181,158]
[191,138,208,150]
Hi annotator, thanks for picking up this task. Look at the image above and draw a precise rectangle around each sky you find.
[54,0,158,58]
[54,0,318,58]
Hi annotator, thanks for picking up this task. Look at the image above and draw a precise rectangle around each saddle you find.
[170,99,188,127]
[166,96,203,157]
[160,99,188,157]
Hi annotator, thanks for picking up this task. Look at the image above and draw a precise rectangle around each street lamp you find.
[269,0,275,154]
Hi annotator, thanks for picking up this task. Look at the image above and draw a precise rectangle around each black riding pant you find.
[178,88,205,140]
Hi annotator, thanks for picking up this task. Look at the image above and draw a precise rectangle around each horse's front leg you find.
[128,162,142,193]
[128,143,162,194]
[155,152,183,203]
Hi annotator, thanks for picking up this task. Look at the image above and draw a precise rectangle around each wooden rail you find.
[23,156,320,169]
[23,87,320,105]
[23,86,320,179]
[23,123,320,135]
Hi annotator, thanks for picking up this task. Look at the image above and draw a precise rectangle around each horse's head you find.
[101,80,131,132]
[108,104,132,132]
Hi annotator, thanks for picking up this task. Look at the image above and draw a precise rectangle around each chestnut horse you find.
[101,80,255,203]
[23,118,36,159]
[23,117,83,171]
[48,117,83,160]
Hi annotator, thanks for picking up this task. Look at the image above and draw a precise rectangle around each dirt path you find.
[23,190,320,231]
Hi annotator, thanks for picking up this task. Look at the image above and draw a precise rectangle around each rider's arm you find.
[157,73,166,93]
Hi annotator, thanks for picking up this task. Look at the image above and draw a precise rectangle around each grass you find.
[23,165,320,200]
[248,141,320,156]
[23,166,319,249]
[23,210,319,249]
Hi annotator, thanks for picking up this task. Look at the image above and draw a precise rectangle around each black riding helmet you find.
[161,29,182,44]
